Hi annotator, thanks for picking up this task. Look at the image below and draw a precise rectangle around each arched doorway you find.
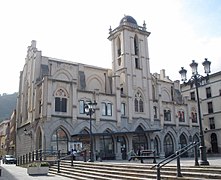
[117,136,127,160]
[193,134,200,156]
[99,130,114,160]
[193,134,200,143]
[36,129,42,150]
[180,133,188,157]
[211,133,218,153]
[164,133,174,157]
[51,127,68,154]
[132,126,147,155]
[154,136,160,156]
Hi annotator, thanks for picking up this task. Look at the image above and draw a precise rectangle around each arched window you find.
[134,91,144,113]
[134,35,140,69]
[55,88,67,112]
[117,37,122,66]
[117,37,121,57]
[134,35,139,56]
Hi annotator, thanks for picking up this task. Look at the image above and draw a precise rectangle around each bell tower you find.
[108,15,154,123]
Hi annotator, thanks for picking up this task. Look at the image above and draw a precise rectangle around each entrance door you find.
[118,136,127,160]
[164,133,174,157]
[51,127,68,155]
[211,133,218,153]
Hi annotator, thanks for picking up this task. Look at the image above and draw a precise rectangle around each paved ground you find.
[0,162,70,180]
[0,156,220,179]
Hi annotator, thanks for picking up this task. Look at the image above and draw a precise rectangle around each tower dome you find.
[120,15,137,25]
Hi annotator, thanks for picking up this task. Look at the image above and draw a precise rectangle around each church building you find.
[16,15,200,160]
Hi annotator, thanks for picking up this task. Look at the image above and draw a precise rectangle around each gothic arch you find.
[36,126,43,150]
[50,126,69,154]
[162,87,171,102]
[53,87,69,98]
[87,75,104,92]
[53,69,72,81]
[134,89,145,113]
[180,133,188,157]
[116,36,121,57]
[164,132,175,157]
[132,125,148,153]
[154,135,161,155]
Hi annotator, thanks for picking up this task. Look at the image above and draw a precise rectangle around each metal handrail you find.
[55,149,87,173]
[152,141,200,180]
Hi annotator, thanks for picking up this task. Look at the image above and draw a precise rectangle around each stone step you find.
[49,160,221,180]
[62,161,221,178]
[50,166,155,180]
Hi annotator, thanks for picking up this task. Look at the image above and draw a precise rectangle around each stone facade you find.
[16,16,200,160]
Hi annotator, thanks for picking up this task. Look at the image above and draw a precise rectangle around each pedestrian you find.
[72,148,77,160]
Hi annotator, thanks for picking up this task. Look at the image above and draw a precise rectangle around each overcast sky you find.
[0,0,221,94]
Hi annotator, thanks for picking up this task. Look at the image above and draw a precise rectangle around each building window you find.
[164,110,171,121]
[139,99,144,112]
[178,111,185,122]
[191,112,197,123]
[102,102,112,116]
[79,100,85,114]
[154,106,157,118]
[208,102,213,114]
[55,88,67,112]
[206,87,212,98]
[38,100,42,114]
[134,35,139,56]
[117,37,121,57]
[190,92,195,100]
[120,87,124,94]
[209,117,215,129]
[135,58,140,69]
[134,91,144,113]
[55,97,67,112]
[121,103,126,116]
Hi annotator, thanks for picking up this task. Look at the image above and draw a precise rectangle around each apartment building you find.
[181,71,221,154]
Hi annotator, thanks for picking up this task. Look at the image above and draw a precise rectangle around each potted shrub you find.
[27,161,49,175]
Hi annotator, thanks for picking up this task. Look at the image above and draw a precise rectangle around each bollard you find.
[0,168,1,176]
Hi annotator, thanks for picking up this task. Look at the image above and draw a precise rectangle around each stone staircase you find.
[49,160,221,179]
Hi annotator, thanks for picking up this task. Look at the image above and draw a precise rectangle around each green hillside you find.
[0,93,17,121]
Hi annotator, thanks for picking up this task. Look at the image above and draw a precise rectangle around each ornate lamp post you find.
[84,100,97,162]
[179,58,211,165]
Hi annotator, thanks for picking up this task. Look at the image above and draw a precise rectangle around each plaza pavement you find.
[0,162,71,180]
[0,156,221,180]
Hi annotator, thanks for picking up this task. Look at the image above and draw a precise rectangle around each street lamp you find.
[84,100,97,162]
[179,58,211,166]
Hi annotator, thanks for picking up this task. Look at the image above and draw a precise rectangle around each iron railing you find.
[152,141,200,180]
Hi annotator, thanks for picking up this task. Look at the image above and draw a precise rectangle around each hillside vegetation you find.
[0,93,17,122]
